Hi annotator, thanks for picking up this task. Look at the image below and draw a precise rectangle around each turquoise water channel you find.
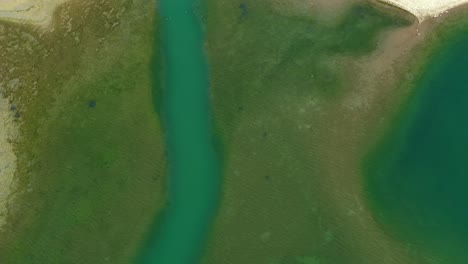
[365,32,468,262]
[138,1,220,263]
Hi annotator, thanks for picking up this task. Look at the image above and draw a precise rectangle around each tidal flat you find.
[1,0,468,263]
[0,0,166,263]
[201,0,468,263]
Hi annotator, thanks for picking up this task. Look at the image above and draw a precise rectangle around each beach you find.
[0,0,69,27]
[0,0,67,231]
[379,0,468,21]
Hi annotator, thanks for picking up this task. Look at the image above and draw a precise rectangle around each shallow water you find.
[138,1,220,263]
[365,32,468,262]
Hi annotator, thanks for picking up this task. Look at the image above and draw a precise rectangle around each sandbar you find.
[0,0,69,27]
[379,0,468,21]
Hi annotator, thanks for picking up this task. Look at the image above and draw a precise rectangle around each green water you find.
[365,32,468,262]
[138,0,220,263]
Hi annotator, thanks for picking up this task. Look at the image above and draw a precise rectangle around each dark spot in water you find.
[70,186,84,197]
[238,106,244,112]
[88,100,97,108]
[9,105,16,111]
[152,174,160,181]
[239,3,248,17]
[280,255,297,264]
[262,132,268,138]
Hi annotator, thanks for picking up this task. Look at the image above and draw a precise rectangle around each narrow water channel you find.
[138,1,220,263]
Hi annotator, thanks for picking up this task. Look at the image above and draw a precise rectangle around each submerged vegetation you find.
[204,1,411,138]
[202,1,414,263]
[201,0,468,263]
[1,0,467,263]
[364,17,468,264]
[0,0,165,263]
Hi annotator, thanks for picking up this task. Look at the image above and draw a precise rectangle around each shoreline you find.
[0,0,69,231]
[0,1,167,262]
[360,11,468,262]
[0,0,70,28]
[377,0,468,21]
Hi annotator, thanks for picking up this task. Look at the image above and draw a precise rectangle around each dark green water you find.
[138,1,220,263]
[366,32,468,262]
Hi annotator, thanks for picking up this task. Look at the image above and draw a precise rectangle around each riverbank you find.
[0,0,166,263]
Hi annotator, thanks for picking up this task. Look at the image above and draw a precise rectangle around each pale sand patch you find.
[317,21,437,263]
[0,0,69,27]
[0,96,18,229]
[378,0,468,21]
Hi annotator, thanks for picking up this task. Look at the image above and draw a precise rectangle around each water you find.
[365,32,468,262]
[138,0,220,263]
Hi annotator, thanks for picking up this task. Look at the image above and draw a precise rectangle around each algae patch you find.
[0,1,166,263]
[0,95,17,229]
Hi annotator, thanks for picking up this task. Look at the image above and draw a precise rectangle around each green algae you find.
[0,1,165,263]
[204,1,410,140]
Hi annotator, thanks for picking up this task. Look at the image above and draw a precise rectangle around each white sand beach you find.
[0,96,18,229]
[379,0,468,21]
[0,0,69,27]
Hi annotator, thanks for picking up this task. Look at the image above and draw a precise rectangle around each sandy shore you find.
[0,0,71,227]
[0,0,69,27]
[379,0,468,21]
[0,96,18,229]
